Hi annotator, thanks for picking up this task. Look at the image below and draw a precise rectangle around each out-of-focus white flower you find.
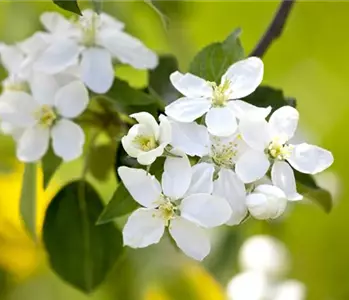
[0,73,88,162]
[273,280,306,300]
[239,106,334,199]
[165,57,269,137]
[238,235,290,278]
[35,10,158,93]
[118,155,232,260]
[246,185,288,220]
[121,112,171,165]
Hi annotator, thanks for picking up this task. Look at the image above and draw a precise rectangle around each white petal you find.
[0,44,25,74]
[161,153,191,199]
[98,29,158,69]
[288,143,334,174]
[169,217,210,261]
[186,163,215,195]
[17,126,49,162]
[123,208,165,248]
[271,161,303,201]
[130,112,159,140]
[54,81,89,118]
[239,118,270,151]
[35,39,80,74]
[213,169,247,225]
[100,12,125,30]
[118,166,162,208]
[235,149,270,183]
[40,12,72,33]
[165,97,211,123]
[29,73,59,106]
[273,280,307,300]
[158,114,172,145]
[80,47,114,94]
[18,31,49,56]
[205,106,237,137]
[227,100,271,120]
[269,106,299,140]
[170,120,209,156]
[51,119,85,161]
[180,193,231,228]
[0,92,38,127]
[222,57,263,99]
[137,144,166,165]
[169,71,212,98]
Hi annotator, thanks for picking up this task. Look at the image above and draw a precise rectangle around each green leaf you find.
[294,171,333,213]
[88,143,116,181]
[91,0,102,14]
[144,0,169,29]
[101,78,161,115]
[42,147,62,189]
[97,182,139,225]
[149,55,180,104]
[244,86,297,112]
[43,180,123,293]
[53,0,82,16]
[20,163,37,241]
[189,28,244,83]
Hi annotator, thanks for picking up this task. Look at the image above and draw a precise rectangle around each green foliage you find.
[42,147,62,189]
[189,28,244,83]
[144,0,169,29]
[43,180,123,293]
[294,170,333,213]
[20,163,37,241]
[53,0,82,16]
[88,143,116,181]
[91,0,102,14]
[149,55,180,104]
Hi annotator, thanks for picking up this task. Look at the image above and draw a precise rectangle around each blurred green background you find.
[0,1,346,299]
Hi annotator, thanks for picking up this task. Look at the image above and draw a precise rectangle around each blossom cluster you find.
[227,235,306,300]
[0,10,157,162]
[119,57,333,260]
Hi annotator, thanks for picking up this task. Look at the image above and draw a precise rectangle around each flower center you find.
[133,135,158,152]
[35,105,57,128]
[211,137,239,168]
[268,137,293,160]
[155,197,177,226]
[211,80,231,107]
[2,76,29,92]
[79,13,99,46]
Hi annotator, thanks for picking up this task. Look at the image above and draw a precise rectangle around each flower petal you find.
[137,144,166,165]
[118,166,162,208]
[17,126,50,162]
[271,161,303,201]
[186,162,215,195]
[158,114,172,145]
[235,149,270,183]
[169,217,210,261]
[35,38,80,74]
[228,100,271,120]
[170,120,209,156]
[213,169,247,225]
[222,57,263,99]
[130,112,159,140]
[288,143,334,174]
[165,97,211,123]
[98,29,158,69]
[40,12,72,33]
[80,47,114,94]
[29,73,59,106]
[123,208,165,248]
[180,193,231,228]
[51,119,85,161]
[0,44,25,74]
[54,81,89,118]
[161,153,191,199]
[269,106,299,140]
[100,12,124,30]
[205,106,237,137]
[169,71,212,98]
[239,117,270,151]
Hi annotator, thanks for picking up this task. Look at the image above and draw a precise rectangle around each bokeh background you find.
[0,1,346,299]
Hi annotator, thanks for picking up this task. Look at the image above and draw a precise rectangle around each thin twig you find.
[250,0,296,57]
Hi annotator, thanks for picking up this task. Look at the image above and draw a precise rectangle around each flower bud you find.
[246,184,287,220]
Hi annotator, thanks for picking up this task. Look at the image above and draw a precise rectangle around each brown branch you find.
[250,0,296,57]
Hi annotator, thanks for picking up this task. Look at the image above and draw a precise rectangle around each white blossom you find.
[118,154,232,260]
[246,185,288,220]
[239,106,334,199]
[0,73,88,162]
[165,57,269,137]
[34,10,158,94]
[121,112,171,165]
[273,280,306,300]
